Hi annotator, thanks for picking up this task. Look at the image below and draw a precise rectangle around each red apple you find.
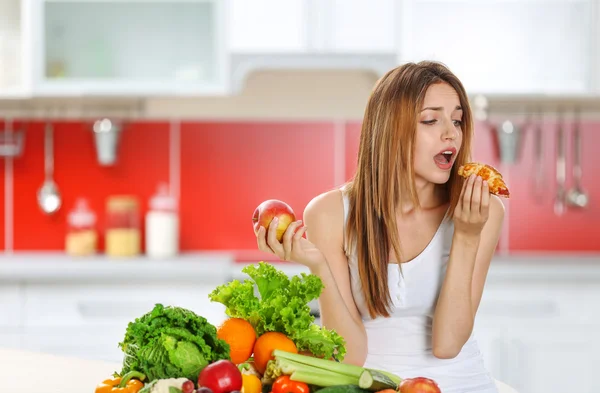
[198,360,242,393]
[399,377,441,393]
[252,199,296,242]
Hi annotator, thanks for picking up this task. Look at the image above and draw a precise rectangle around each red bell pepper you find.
[271,376,310,393]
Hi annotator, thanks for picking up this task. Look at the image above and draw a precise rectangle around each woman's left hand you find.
[453,173,490,238]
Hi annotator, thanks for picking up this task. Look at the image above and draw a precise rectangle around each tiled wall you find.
[0,117,598,255]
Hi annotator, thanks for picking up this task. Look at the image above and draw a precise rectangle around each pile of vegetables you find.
[94,262,441,393]
[208,262,346,361]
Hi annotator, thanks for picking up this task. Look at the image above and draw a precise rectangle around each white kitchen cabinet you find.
[228,0,308,53]
[17,281,229,363]
[0,0,29,98]
[228,0,397,54]
[0,329,22,351]
[499,325,600,393]
[20,325,127,362]
[0,285,22,327]
[21,282,228,328]
[471,322,508,382]
[26,0,229,96]
[326,0,397,53]
[399,0,594,95]
[474,282,600,393]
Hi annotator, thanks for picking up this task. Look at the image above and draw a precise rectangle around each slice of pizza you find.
[458,162,510,198]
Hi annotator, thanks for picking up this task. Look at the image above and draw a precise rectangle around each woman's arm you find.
[303,190,368,366]
[432,175,505,359]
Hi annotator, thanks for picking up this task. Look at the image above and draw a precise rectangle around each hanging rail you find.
[0,98,146,121]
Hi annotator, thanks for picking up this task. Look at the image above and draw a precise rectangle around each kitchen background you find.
[1,1,600,393]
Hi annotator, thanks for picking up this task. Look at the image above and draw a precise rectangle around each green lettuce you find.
[209,262,347,361]
[118,304,230,383]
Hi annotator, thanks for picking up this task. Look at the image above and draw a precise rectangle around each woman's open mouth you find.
[433,147,457,170]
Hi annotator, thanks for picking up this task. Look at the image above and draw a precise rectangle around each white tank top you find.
[340,188,498,393]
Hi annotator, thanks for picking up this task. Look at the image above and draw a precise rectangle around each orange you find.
[217,318,257,364]
[253,331,298,374]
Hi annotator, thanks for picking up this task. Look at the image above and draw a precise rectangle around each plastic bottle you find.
[145,183,179,259]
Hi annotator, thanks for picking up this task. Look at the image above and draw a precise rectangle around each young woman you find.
[255,61,504,393]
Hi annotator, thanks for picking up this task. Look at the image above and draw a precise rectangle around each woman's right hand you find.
[255,217,326,270]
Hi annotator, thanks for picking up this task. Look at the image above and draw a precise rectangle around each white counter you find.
[1,251,600,284]
[0,251,235,284]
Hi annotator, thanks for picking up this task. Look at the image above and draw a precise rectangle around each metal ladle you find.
[37,120,62,214]
[566,110,588,208]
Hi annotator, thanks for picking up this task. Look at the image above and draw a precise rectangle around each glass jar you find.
[105,196,141,258]
[65,198,98,256]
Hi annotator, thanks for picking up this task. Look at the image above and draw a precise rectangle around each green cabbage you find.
[118,304,230,384]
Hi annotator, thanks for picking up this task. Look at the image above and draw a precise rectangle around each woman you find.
[255,61,504,393]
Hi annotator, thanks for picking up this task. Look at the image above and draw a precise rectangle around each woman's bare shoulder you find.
[304,188,345,223]
[302,188,346,246]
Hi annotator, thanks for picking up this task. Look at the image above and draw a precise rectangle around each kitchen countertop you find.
[0,348,121,393]
[0,251,235,284]
[1,251,600,284]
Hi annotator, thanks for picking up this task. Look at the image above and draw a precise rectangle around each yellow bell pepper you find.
[95,371,146,393]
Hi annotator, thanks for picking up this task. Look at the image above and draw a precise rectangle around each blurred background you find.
[0,0,599,392]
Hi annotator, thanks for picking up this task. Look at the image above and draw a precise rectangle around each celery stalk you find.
[277,358,329,375]
[272,350,365,378]
[276,357,360,385]
[290,370,360,387]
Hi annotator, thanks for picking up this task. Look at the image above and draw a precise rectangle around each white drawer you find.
[478,283,600,325]
[21,325,127,363]
[0,328,22,350]
[0,285,22,327]
[22,283,228,328]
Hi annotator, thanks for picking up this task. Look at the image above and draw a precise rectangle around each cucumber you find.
[315,385,372,393]
[358,369,399,391]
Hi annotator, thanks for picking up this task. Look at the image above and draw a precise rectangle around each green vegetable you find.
[118,304,230,384]
[268,350,401,391]
[358,369,398,391]
[314,385,371,393]
[209,262,346,361]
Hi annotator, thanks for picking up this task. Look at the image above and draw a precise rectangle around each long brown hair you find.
[345,61,473,319]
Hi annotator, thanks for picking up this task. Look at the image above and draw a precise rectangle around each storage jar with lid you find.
[65,198,98,256]
[145,183,179,258]
[105,196,141,257]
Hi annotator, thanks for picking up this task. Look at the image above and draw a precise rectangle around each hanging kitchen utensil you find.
[0,117,26,158]
[566,108,589,208]
[493,119,523,164]
[37,120,62,215]
[92,118,123,166]
[554,111,566,216]
[532,110,545,204]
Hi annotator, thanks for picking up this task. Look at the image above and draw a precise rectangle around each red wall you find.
[0,118,598,255]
